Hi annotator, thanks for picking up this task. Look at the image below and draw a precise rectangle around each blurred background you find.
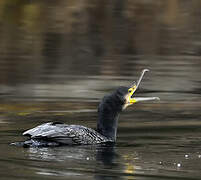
[0,0,200,101]
[1,1,201,180]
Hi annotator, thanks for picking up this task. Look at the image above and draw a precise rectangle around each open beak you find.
[125,69,160,108]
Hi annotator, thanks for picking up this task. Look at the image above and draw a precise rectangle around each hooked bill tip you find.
[155,97,160,101]
[143,69,149,72]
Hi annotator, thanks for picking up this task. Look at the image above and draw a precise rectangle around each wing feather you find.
[23,122,111,145]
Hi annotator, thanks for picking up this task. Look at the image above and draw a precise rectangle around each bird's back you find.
[22,122,112,147]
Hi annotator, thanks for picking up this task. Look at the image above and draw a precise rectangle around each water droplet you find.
[185,154,189,158]
[177,163,181,168]
[86,157,89,160]
[198,155,201,158]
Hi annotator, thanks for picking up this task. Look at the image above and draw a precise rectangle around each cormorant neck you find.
[97,93,123,141]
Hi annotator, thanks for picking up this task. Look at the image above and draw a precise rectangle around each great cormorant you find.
[16,69,159,147]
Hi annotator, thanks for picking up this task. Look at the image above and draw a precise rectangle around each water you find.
[1,0,201,180]
[1,99,201,180]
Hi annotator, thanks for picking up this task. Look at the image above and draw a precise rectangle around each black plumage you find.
[21,87,129,147]
[13,69,159,147]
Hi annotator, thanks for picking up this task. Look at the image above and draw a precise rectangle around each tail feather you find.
[11,139,60,147]
[10,141,29,147]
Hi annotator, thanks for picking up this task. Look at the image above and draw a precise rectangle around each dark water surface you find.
[1,95,201,180]
[1,0,201,180]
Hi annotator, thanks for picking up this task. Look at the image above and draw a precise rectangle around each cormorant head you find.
[117,69,160,110]
[97,69,159,140]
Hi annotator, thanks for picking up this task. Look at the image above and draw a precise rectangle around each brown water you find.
[1,0,201,180]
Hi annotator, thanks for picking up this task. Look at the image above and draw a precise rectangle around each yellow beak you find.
[124,69,160,108]
[125,84,160,107]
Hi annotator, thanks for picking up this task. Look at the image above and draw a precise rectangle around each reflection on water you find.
[0,0,201,100]
[1,100,201,180]
[0,0,201,180]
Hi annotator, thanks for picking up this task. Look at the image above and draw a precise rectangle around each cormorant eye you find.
[128,89,132,93]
